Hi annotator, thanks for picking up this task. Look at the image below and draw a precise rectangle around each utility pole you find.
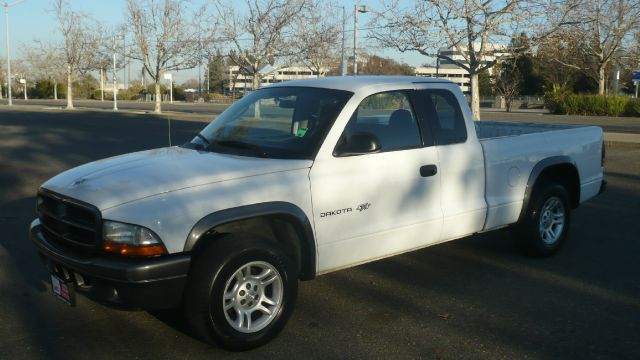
[340,6,346,76]
[206,54,210,96]
[3,0,25,106]
[353,5,368,76]
[122,32,127,90]
[197,32,202,101]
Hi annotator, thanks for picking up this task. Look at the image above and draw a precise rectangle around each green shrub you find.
[606,96,627,117]
[543,88,566,114]
[544,90,638,117]
[624,98,640,117]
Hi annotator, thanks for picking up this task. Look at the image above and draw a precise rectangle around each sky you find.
[0,0,428,84]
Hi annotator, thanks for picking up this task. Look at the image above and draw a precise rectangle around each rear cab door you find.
[414,84,487,240]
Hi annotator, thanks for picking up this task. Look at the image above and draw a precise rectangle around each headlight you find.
[102,221,167,257]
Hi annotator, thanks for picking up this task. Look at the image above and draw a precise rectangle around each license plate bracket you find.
[51,274,76,306]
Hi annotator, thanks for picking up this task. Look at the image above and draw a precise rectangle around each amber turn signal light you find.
[102,240,167,257]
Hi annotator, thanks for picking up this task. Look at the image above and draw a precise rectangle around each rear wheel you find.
[513,182,571,256]
[184,235,297,350]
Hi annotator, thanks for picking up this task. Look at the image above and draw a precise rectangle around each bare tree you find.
[25,42,67,100]
[556,0,640,95]
[291,1,340,77]
[93,28,129,102]
[127,0,209,113]
[494,59,522,112]
[93,55,111,101]
[371,0,578,120]
[215,0,307,90]
[536,33,583,90]
[53,0,101,109]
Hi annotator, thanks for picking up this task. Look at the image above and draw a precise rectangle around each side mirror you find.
[334,132,381,156]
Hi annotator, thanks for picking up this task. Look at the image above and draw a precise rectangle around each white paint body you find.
[40,77,605,274]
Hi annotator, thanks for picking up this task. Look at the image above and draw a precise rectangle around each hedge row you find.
[544,91,640,117]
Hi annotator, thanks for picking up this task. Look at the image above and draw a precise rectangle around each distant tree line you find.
[4,0,638,117]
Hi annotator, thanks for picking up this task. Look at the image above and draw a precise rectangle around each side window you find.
[335,91,422,156]
[425,90,467,145]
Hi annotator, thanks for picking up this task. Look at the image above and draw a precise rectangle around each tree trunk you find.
[54,80,58,100]
[66,64,74,109]
[598,66,606,95]
[470,72,480,121]
[252,73,260,91]
[154,82,162,113]
[100,68,104,101]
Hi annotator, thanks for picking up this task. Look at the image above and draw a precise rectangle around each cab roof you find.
[267,75,454,93]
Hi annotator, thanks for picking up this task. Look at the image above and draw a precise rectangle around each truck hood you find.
[41,147,313,210]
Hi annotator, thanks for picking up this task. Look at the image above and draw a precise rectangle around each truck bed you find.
[476,121,604,231]
[475,121,581,140]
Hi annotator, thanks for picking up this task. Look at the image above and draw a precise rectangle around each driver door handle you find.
[420,165,438,177]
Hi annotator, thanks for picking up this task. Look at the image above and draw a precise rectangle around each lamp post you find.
[353,4,368,76]
[3,0,25,106]
[112,34,124,111]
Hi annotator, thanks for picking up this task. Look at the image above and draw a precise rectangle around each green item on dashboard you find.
[296,127,308,137]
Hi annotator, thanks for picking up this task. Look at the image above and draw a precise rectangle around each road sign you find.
[633,70,640,83]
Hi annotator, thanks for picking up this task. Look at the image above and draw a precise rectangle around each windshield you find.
[190,87,353,159]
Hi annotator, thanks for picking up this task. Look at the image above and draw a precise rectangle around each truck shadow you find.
[0,110,217,357]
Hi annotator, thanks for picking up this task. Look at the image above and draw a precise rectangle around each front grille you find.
[37,190,102,256]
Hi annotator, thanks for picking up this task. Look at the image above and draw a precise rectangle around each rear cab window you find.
[419,89,467,145]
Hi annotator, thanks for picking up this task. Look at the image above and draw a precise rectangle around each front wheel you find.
[184,236,298,350]
[512,182,572,256]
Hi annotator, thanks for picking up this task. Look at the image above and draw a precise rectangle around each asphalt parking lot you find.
[1,107,639,359]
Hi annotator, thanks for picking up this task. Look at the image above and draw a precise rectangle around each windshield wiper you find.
[211,139,268,157]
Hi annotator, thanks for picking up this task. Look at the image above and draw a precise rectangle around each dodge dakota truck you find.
[30,76,606,350]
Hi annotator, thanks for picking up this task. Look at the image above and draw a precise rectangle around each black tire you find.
[184,235,298,351]
[512,182,572,257]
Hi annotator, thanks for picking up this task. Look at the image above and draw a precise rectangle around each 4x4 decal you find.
[320,202,372,218]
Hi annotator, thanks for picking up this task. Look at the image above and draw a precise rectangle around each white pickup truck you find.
[30,76,606,350]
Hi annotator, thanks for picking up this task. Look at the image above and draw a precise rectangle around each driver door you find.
[309,90,443,273]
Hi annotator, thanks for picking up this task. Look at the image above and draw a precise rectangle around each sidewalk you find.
[604,132,640,148]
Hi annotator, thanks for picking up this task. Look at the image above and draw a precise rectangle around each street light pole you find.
[353,5,368,76]
[3,0,25,106]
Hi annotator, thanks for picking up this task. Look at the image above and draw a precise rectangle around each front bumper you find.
[30,219,191,309]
